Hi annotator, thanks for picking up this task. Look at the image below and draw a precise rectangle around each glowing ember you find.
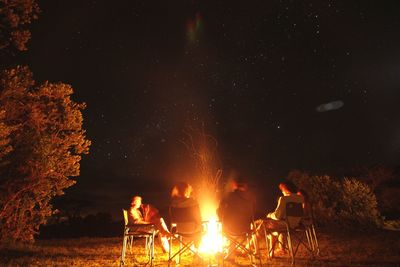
[199,217,224,255]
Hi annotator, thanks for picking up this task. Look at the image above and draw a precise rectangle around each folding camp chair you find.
[168,205,204,266]
[120,209,156,266]
[222,220,262,266]
[301,210,320,255]
[263,201,315,265]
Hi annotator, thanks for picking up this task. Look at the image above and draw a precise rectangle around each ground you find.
[0,227,399,266]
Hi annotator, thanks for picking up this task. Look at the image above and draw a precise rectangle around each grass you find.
[1,227,399,266]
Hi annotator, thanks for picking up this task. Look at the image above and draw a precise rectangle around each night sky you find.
[22,0,400,216]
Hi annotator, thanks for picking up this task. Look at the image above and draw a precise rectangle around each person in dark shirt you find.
[170,181,202,247]
[217,177,256,234]
[170,182,202,233]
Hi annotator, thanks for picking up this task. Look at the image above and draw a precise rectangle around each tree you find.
[0,0,40,53]
[0,66,91,242]
[0,109,13,163]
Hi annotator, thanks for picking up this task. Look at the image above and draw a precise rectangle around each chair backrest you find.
[220,196,254,235]
[286,202,304,217]
[169,204,202,234]
[122,209,129,226]
[285,202,304,228]
[169,205,199,223]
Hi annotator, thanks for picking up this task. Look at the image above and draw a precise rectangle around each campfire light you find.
[199,217,224,255]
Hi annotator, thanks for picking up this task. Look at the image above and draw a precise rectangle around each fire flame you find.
[199,216,224,255]
[198,200,224,255]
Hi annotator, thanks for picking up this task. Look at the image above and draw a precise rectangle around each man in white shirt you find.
[265,181,304,255]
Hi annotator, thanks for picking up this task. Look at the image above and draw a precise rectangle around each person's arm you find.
[130,207,146,224]
[267,196,283,220]
[144,204,162,223]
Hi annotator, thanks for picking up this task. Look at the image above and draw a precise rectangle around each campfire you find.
[199,217,224,255]
[197,199,224,255]
[183,127,225,255]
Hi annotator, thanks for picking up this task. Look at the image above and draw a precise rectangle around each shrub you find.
[288,170,381,229]
[338,178,381,228]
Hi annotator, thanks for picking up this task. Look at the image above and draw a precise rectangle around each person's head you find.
[297,189,309,202]
[232,176,248,191]
[278,181,297,196]
[171,181,193,198]
[131,195,142,208]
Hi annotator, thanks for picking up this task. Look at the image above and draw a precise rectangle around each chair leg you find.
[120,234,128,266]
[310,225,320,255]
[286,230,295,266]
[251,233,262,267]
[224,234,261,267]
[145,236,150,265]
[178,236,182,264]
[129,236,134,253]
[263,225,273,259]
[150,232,155,266]
[305,228,313,251]
[245,235,254,264]
[168,235,172,267]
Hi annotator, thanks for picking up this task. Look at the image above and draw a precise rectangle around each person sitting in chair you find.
[265,181,304,255]
[129,195,170,252]
[217,177,256,235]
[170,182,202,246]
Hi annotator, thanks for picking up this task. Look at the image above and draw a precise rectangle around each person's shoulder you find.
[171,197,198,207]
[187,197,199,206]
[294,194,304,202]
[284,194,304,202]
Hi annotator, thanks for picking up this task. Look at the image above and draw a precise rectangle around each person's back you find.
[272,194,304,227]
[267,182,304,229]
[218,178,255,234]
[170,196,202,234]
[269,194,303,219]
[220,190,254,234]
[170,182,202,235]
[265,181,303,255]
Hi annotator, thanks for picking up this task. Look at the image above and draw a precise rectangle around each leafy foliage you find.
[0,66,90,243]
[0,109,14,162]
[288,170,381,229]
[339,178,380,228]
[0,0,40,52]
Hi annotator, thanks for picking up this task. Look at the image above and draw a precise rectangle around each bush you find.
[338,178,381,228]
[288,170,381,229]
